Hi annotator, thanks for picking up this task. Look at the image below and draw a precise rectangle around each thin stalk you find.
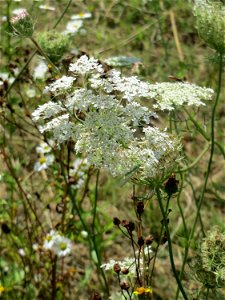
[149,195,170,284]
[156,187,188,300]
[92,170,100,232]
[184,108,225,158]
[29,37,59,73]
[178,142,210,172]
[189,52,223,242]
[51,256,57,300]
[175,174,188,300]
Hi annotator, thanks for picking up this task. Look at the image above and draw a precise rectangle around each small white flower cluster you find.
[101,246,153,276]
[43,230,72,257]
[34,141,54,172]
[101,257,137,275]
[151,82,214,111]
[45,76,75,95]
[32,55,212,179]
[69,55,104,75]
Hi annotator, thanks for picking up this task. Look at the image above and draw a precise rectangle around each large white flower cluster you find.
[151,82,214,111]
[32,55,212,179]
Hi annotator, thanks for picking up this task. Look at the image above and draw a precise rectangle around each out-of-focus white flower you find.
[39,5,55,11]
[63,20,83,35]
[12,8,26,15]
[34,155,54,172]
[43,230,72,257]
[45,76,76,95]
[81,230,88,239]
[150,82,214,111]
[18,248,26,257]
[32,243,39,251]
[69,55,104,75]
[33,60,48,80]
[101,257,137,275]
[0,72,14,85]
[26,88,36,98]
[71,12,92,20]
[104,56,141,67]
[36,141,53,154]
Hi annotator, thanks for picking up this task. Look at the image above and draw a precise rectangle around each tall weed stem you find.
[156,187,188,300]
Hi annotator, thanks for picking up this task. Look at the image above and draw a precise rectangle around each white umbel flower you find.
[32,101,64,121]
[39,114,75,145]
[150,82,214,111]
[69,55,104,75]
[45,76,76,95]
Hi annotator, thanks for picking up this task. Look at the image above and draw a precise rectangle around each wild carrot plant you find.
[0,1,224,299]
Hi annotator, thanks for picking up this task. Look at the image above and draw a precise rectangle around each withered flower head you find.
[113,217,121,226]
[120,281,130,290]
[136,201,144,216]
[145,235,154,245]
[113,263,121,274]
[164,174,179,196]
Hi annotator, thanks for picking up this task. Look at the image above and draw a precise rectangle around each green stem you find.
[177,53,223,297]
[53,0,72,29]
[51,256,57,300]
[184,108,225,158]
[178,142,210,172]
[189,52,223,242]
[175,175,188,300]
[156,187,188,300]
[29,37,59,73]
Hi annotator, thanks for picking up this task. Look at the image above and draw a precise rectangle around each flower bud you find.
[194,0,225,53]
[11,10,34,37]
[38,30,70,63]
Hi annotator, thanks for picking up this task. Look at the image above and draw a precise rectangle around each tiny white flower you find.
[32,243,39,251]
[39,5,55,11]
[18,248,25,257]
[71,12,92,20]
[26,88,36,98]
[36,141,53,154]
[43,230,72,257]
[81,230,88,239]
[63,20,83,35]
[12,8,26,15]
[34,155,54,172]
[33,60,48,80]
[0,72,15,85]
